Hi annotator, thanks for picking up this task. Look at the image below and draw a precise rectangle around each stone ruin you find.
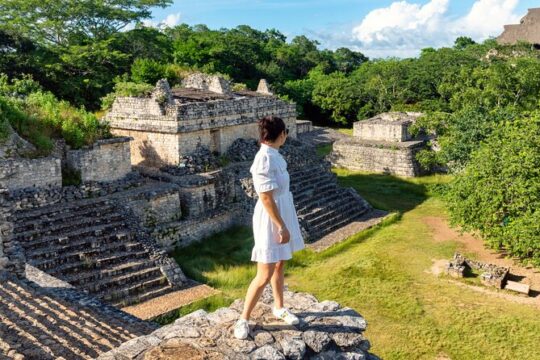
[446,253,509,289]
[446,253,531,295]
[104,74,298,168]
[328,112,426,177]
[497,8,540,47]
[98,285,378,360]
[0,73,383,358]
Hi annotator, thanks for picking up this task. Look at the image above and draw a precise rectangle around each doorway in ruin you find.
[210,129,222,154]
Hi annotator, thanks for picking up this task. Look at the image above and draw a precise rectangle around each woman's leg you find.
[240,262,276,320]
[270,260,285,309]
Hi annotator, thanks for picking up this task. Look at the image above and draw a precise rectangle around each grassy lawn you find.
[170,170,540,360]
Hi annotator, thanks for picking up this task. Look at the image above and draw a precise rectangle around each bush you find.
[100,80,154,110]
[0,74,110,153]
[445,113,540,265]
[411,107,519,172]
[130,58,166,85]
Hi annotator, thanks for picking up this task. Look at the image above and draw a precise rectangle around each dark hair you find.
[258,115,286,143]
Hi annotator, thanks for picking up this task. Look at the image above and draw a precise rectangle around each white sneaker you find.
[234,318,250,339]
[272,306,299,325]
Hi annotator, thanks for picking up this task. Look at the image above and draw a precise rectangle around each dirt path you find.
[423,216,540,305]
[122,284,219,320]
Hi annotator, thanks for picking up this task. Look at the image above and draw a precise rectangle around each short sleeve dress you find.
[249,143,305,263]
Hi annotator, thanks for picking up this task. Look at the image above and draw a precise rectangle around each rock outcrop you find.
[98,286,378,360]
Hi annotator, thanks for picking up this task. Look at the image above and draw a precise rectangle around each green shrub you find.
[445,112,540,265]
[0,74,110,153]
[100,80,154,110]
[130,58,167,85]
[411,107,519,172]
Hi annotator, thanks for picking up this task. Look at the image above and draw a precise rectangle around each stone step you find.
[98,276,171,306]
[30,240,143,267]
[295,187,340,211]
[81,265,164,294]
[0,272,154,359]
[14,197,113,222]
[302,195,361,224]
[111,283,174,308]
[16,220,129,249]
[13,203,117,233]
[293,182,336,204]
[14,213,124,241]
[27,231,135,260]
[290,172,336,191]
[297,189,343,214]
[46,250,152,277]
[311,206,368,238]
[0,283,104,359]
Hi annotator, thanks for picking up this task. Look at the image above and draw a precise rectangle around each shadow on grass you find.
[334,171,430,213]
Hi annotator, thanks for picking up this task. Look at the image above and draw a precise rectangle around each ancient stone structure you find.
[296,120,313,134]
[98,285,378,360]
[66,137,133,183]
[7,173,191,307]
[329,112,425,177]
[0,157,61,190]
[446,253,509,289]
[0,266,157,359]
[105,75,298,168]
[0,73,382,359]
[497,8,540,46]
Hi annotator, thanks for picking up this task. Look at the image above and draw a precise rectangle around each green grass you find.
[171,171,540,360]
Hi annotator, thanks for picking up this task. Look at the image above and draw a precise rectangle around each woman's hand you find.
[278,226,290,244]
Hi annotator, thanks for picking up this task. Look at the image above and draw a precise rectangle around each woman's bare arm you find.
[259,190,290,244]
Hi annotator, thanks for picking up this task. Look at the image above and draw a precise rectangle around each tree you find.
[0,0,172,46]
[333,48,368,73]
[445,113,540,265]
[454,36,476,50]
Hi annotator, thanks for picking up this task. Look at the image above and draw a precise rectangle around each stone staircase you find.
[0,271,155,360]
[289,162,371,242]
[12,197,173,307]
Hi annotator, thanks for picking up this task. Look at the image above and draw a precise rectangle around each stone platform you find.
[98,285,378,360]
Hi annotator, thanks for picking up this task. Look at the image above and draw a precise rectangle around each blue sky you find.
[149,0,539,58]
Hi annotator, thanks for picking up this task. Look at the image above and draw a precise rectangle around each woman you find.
[234,115,305,340]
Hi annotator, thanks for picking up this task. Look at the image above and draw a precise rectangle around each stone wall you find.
[106,90,297,167]
[152,206,244,250]
[354,120,410,142]
[182,73,232,94]
[296,120,313,134]
[125,191,182,227]
[330,140,424,177]
[497,8,540,45]
[66,137,132,183]
[0,157,61,191]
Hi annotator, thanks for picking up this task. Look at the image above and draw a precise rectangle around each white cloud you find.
[142,12,182,29]
[347,0,522,58]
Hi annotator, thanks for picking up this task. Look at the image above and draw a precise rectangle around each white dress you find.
[250,143,305,263]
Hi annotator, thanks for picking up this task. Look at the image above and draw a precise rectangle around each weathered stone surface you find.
[98,286,377,360]
[0,157,61,191]
[105,76,298,168]
[497,8,540,45]
[66,137,133,183]
[329,112,426,177]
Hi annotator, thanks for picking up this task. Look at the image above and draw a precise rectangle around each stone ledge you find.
[98,285,379,360]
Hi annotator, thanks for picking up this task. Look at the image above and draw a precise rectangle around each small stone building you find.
[329,112,425,177]
[497,8,540,47]
[105,74,298,168]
